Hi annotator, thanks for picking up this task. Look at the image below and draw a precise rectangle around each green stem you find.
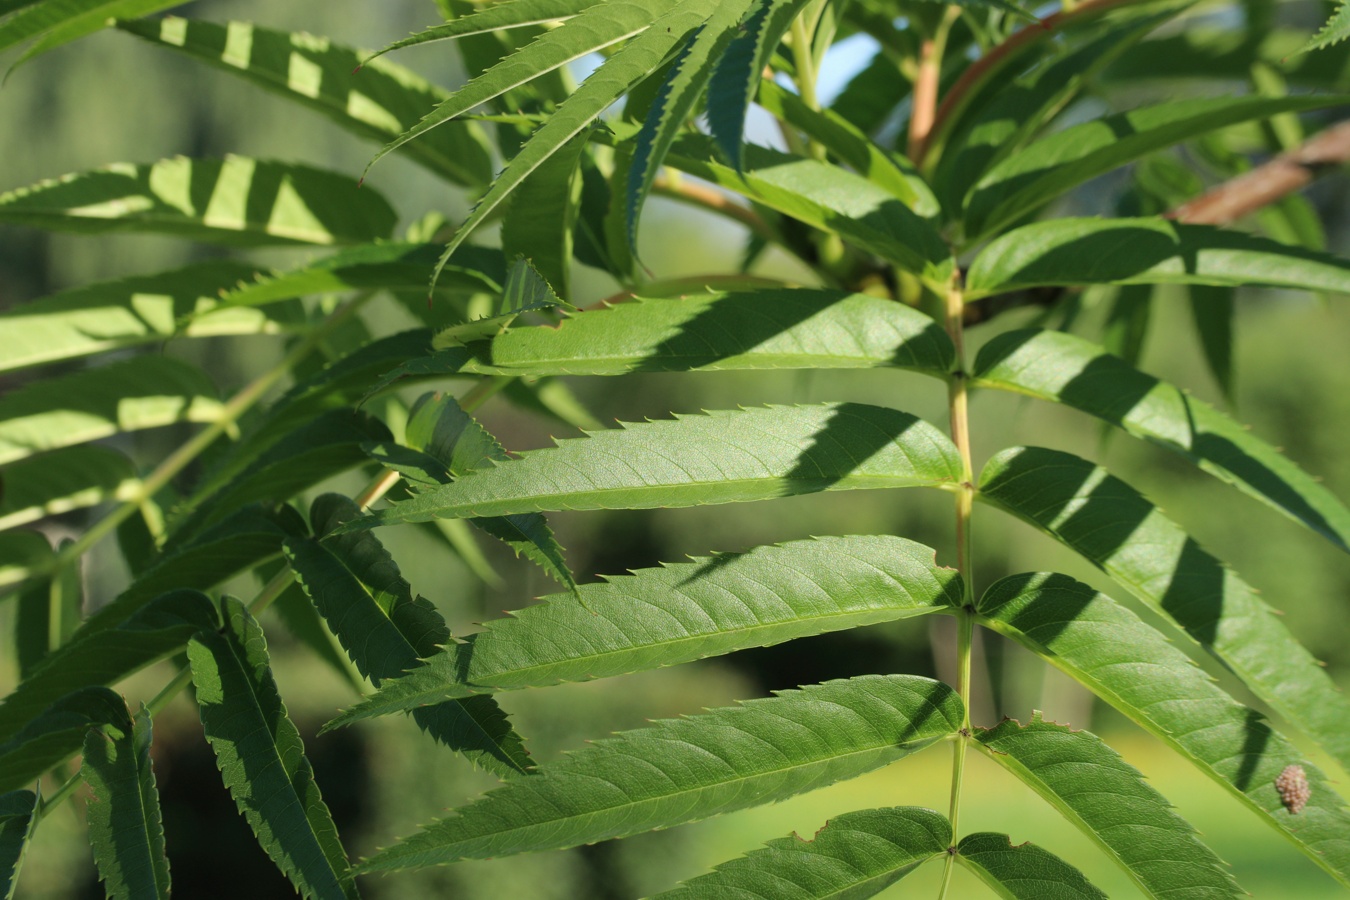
[459,375,513,413]
[37,296,371,584]
[937,268,976,899]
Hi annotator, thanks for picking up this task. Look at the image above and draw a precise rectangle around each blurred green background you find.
[2,0,1349,897]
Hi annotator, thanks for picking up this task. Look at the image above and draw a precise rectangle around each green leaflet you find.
[475,288,956,376]
[327,535,960,724]
[1298,0,1350,53]
[118,17,494,186]
[188,598,359,900]
[0,260,293,372]
[978,446,1350,776]
[286,494,534,778]
[964,217,1350,298]
[500,132,587,298]
[625,0,759,248]
[267,570,364,693]
[0,446,138,531]
[83,705,172,900]
[666,140,954,286]
[0,156,396,246]
[84,505,300,634]
[428,0,723,284]
[0,790,38,900]
[978,572,1350,886]
[367,0,682,175]
[167,409,391,546]
[399,392,576,591]
[972,329,1350,553]
[0,590,218,745]
[0,686,125,794]
[363,0,602,62]
[962,95,1350,240]
[756,79,939,215]
[652,806,951,899]
[0,354,223,467]
[706,0,813,171]
[219,244,504,310]
[0,531,54,596]
[1,0,187,62]
[975,716,1241,898]
[339,403,963,529]
[356,675,962,871]
[956,832,1107,899]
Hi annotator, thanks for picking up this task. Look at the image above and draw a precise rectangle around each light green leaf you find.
[706,0,813,171]
[0,789,38,900]
[363,0,601,61]
[756,79,938,215]
[0,354,222,467]
[119,17,494,186]
[1297,0,1350,53]
[626,0,759,247]
[286,494,534,778]
[219,244,503,310]
[666,140,953,285]
[401,392,576,591]
[956,832,1107,899]
[356,674,962,871]
[975,715,1241,898]
[978,446,1350,775]
[341,403,963,529]
[962,95,1350,240]
[188,598,359,900]
[367,0,682,176]
[978,572,1350,886]
[653,806,951,899]
[0,590,218,745]
[0,687,124,794]
[327,535,960,725]
[0,156,396,246]
[0,0,186,57]
[83,704,172,900]
[972,329,1350,552]
[965,217,1350,298]
[429,0,720,283]
[0,260,295,372]
[0,446,138,532]
[475,288,955,376]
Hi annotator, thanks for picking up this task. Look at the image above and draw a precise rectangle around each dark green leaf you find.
[972,330,1350,554]
[0,789,37,900]
[286,494,534,778]
[342,403,963,529]
[0,446,138,532]
[975,716,1241,898]
[356,675,962,871]
[188,598,359,900]
[83,704,172,900]
[0,0,187,58]
[962,95,1350,240]
[0,590,218,745]
[1187,285,1236,404]
[978,446,1350,775]
[0,687,124,794]
[654,806,951,899]
[978,572,1350,886]
[957,832,1107,899]
[965,217,1350,298]
[0,157,396,246]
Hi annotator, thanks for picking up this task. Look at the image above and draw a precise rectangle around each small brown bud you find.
[1276,764,1311,814]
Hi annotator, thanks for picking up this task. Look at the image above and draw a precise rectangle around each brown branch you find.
[1171,119,1350,225]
